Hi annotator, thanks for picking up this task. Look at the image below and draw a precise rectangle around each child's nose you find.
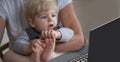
[48,16,53,22]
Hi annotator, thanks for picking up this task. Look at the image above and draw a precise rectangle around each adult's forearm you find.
[55,3,85,52]
[55,34,85,52]
[0,17,6,44]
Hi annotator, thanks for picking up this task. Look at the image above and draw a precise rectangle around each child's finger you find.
[32,46,37,52]
[41,43,46,48]
[37,39,46,48]
[48,29,52,38]
[44,38,48,42]
[51,32,56,39]
[35,42,40,48]
[44,30,48,37]
[31,39,39,47]
[41,31,45,38]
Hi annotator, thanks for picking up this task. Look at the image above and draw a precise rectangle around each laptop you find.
[88,17,120,62]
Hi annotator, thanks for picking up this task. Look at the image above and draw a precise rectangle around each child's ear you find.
[28,18,35,27]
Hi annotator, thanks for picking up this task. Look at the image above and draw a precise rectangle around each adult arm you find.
[0,16,6,44]
[55,3,85,52]
[0,0,7,45]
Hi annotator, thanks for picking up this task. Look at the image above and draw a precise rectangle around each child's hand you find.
[41,29,61,40]
[41,33,56,61]
[30,39,46,53]
[30,39,46,62]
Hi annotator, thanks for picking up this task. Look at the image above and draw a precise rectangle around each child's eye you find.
[52,14,56,17]
[40,16,47,19]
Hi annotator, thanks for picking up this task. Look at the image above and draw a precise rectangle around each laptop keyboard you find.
[69,53,88,62]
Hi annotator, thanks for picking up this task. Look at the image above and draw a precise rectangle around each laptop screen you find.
[88,17,120,62]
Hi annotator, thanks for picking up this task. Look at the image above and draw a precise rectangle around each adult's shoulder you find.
[0,0,13,4]
[55,0,72,10]
[0,0,24,5]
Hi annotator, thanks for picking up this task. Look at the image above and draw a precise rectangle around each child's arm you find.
[56,27,74,42]
[41,27,74,42]
[13,31,33,55]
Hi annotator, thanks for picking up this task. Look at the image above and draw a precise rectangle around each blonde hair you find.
[25,0,57,20]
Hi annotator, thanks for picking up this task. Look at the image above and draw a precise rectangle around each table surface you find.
[49,44,89,62]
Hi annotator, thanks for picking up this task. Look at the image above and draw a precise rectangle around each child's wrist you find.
[25,44,33,55]
[56,30,61,40]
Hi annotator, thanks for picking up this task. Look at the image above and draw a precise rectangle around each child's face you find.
[29,9,57,32]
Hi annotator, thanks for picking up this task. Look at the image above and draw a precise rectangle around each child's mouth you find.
[48,24,54,29]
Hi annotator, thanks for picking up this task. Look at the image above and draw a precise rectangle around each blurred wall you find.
[73,0,119,40]
[119,0,120,15]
